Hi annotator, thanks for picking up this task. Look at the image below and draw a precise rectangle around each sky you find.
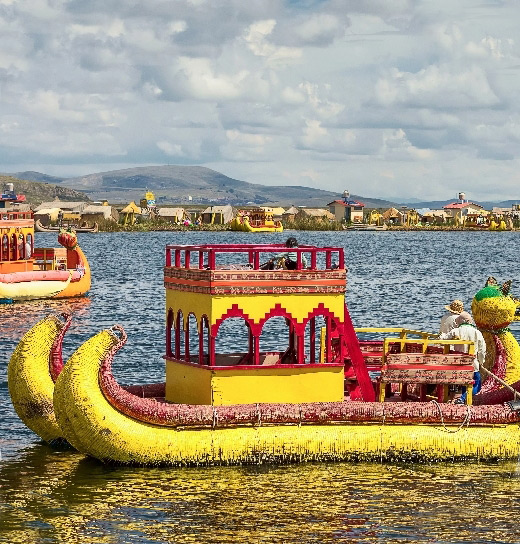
[2,0,520,201]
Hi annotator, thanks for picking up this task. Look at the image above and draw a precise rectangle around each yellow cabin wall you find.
[165,290,345,326]
[166,361,213,405]
[165,360,344,405]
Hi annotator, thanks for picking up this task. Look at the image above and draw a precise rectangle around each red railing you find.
[165,244,345,271]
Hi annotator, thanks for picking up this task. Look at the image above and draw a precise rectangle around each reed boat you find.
[35,219,99,233]
[230,208,283,232]
[0,184,91,302]
[9,243,520,465]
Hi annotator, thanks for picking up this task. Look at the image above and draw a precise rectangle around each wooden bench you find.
[379,352,476,404]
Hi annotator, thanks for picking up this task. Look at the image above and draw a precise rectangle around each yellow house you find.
[328,199,365,223]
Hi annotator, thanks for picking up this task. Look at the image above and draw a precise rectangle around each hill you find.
[49,165,399,208]
[8,171,66,184]
[0,175,91,206]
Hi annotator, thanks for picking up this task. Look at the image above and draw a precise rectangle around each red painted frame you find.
[165,243,344,271]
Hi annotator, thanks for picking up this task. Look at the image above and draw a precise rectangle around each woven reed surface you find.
[51,327,520,466]
[8,315,64,442]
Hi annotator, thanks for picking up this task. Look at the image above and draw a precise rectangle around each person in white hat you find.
[439,299,464,334]
[439,311,486,404]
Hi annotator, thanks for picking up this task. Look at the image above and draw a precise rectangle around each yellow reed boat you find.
[230,208,283,232]
[8,243,520,465]
[0,183,91,302]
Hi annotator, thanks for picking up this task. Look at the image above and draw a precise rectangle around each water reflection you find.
[3,231,520,542]
[2,444,520,543]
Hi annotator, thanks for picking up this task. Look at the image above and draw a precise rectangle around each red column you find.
[199,325,204,365]
[297,332,305,363]
[325,316,332,362]
[184,319,190,362]
[175,315,181,359]
[209,336,215,366]
[166,311,173,357]
[248,326,254,365]
[253,334,260,365]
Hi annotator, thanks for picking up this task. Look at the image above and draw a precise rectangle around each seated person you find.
[261,237,307,270]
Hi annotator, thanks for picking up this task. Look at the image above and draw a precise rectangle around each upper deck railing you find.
[165,244,345,271]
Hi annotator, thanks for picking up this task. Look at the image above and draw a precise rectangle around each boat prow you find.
[230,208,283,232]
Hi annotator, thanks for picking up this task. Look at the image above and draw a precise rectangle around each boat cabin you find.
[164,243,350,405]
[0,186,34,273]
[163,243,479,407]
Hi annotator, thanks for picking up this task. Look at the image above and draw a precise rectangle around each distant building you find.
[416,209,450,225]
[120,202,142,226]
[81,204,119,223]
[443,202,484,220]
[200,205,234,225]
[157,207,191,224]
[295,208,335,222]
[260,206,285,221]
[34,200,88,213]
[328,199,365,223]
[382,207,405,224]
[282,206,299,222]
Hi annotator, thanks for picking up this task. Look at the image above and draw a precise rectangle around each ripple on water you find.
[3,230,520,542]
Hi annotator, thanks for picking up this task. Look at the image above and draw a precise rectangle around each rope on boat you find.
[430,400,472,432]
[212,407,218,429]
[256,403,261,427]
[480,366,520,400]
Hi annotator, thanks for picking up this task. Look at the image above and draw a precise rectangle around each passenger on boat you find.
[440,311,486,404]
[260,237,307,270]
[485,276,498,287]
[439,299,464,334]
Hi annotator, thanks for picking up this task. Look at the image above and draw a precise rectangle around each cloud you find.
[375,65,500,109]
[3,0,520,200]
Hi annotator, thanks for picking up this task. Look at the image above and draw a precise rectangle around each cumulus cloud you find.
[375,65,500,109]
[2,0,520,199]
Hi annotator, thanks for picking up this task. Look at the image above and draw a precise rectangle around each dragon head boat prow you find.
[472,283,520,404]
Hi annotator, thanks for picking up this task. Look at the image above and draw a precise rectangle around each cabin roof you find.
[157,207,188,217]
[120,202,141,214]
[34,201,88,211]
[282,206,299,215]
[443,202,483,210]
[327,199,365,208]
[297,208,335,218]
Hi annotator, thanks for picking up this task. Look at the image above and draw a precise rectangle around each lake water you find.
[2,230,520,543]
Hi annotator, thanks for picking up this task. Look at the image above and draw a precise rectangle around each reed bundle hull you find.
[9,243,520,466]
[8,316,520,466]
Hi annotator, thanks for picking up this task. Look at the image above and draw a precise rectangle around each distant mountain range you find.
[4,166,399,208]
[3,166,519,209]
